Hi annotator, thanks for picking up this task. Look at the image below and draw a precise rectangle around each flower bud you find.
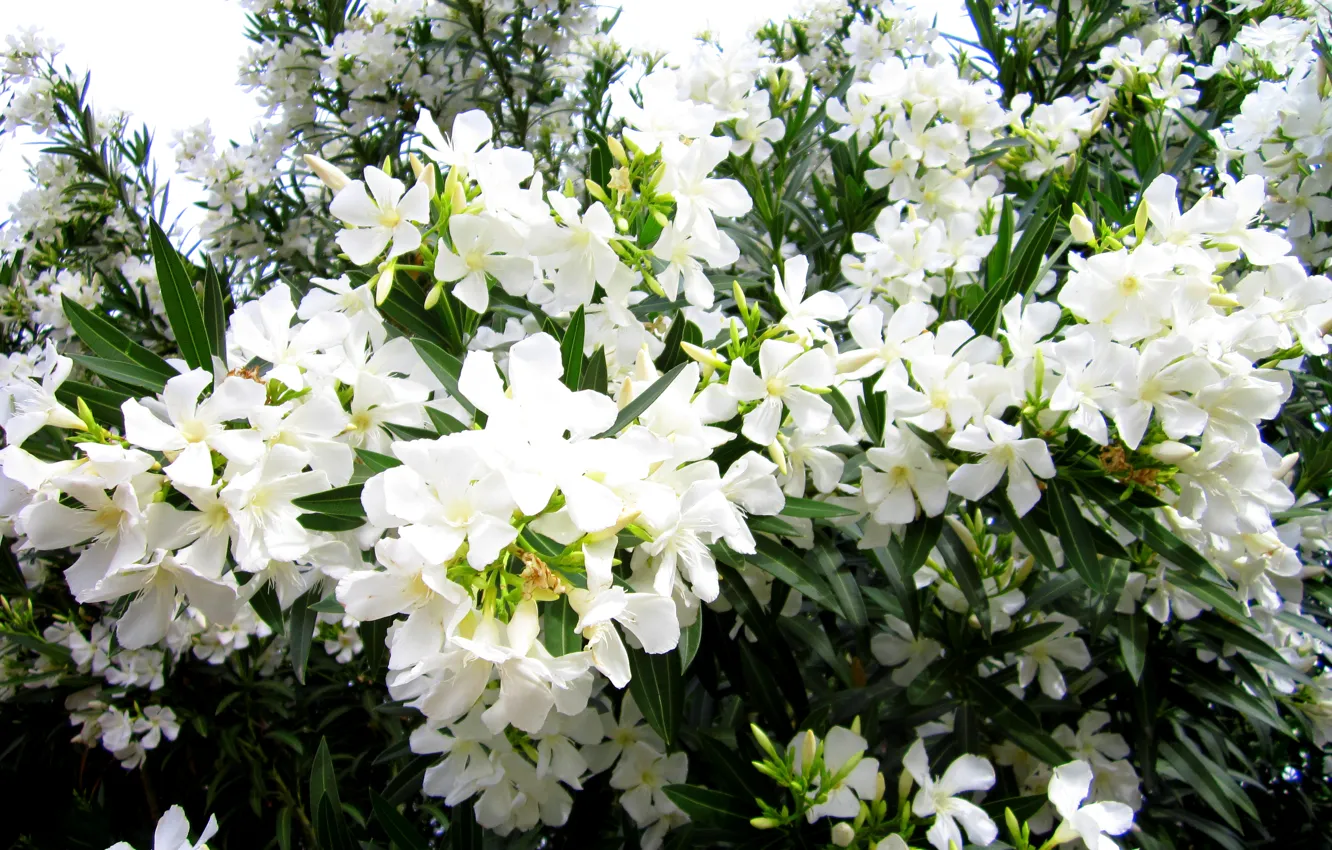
[800,729,818,770]
[1149,441,1195,464]
[1134,199,1149,243]
[424,281,443,310]
[873,772,886,803]
[898,765,914,802]
[1005,807,1022,841]
[409,153,436,196]
[1069,211,1095,245]
[751,817,780,830]
[304,154,351,192]
[830,823,855,847]
[944,515,980,556]
[767,440,789,476]
[681,341,727,370]
[608,135,629,166]
[1277,451,1299,481]
[586,179,610,204]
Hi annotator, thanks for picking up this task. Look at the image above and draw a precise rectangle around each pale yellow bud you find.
[304,154,351,192]
[1149,441,1195,464]
[409,153,436,195]
[801,730,818,769]
[751,817,780,830]
[830,823,855,847]
[1069,212,1095,245]
[608,135,629,166]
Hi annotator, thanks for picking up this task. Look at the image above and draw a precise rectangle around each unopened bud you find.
[1134,200,1149,243]
[615,216,630,233]
[1069,211,1095,245]
[381,155,393,175]
[767,440,789,477]
[642,269,666,298]
[873,772,886,803]
[1013,553,1035,587]
[800,729,818,769]
[1149,440,1195,464]
[409,153,436,195]
[1005,807,1022,842]
[608,135,629,166]
[1277,451,1300,480]
[424,281,443,310]
[586,179,610,204]
[1208,290,1241,309]
[304,154,352,192]
[681,341,727,370]
[751,724,779,761]
[898,766,914,802]
[944,515,980,556]
[375,265,395,306]
[830,823,855,847]
[751,817,780,830]
[732,279,749,318]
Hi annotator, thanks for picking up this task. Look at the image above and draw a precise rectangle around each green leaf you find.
[999,494,1056,570]
[580,345,608,393]
[746,514,801,537]
[248,582,286,633]
[1045,479,1106,593]
[678,614,702,671]
[779,497,857,518]
[370,791,429,850]
[827,385,857,431]
[297,513,365,532]
[662,785,753,834]
[293,484,367,517]
[742,538,842,616]
[627,644,682,748]
[410,338,475,416]
[560,305,585,390]
[310,594,345,615]
[54,381,129,430]
[355,448,402,474]
[1118,611,1149,683]
[202,259,228,366]
[810,544,866,627]
[1167,569,1250,623]
[288,587,319,685]
[968,677,1070,766]
[449,798,484,849]
[594,362,688,438]
[970,207,1058,335]
[425,407,466,435]
[937,521,990,637]
[60,296,175,378]
[541,595,581,656]
[150,219,212,371]
[310,737,350,848]
[70,354,168,394]
[857,385,886,444]
[382,756,433,805]
[1160,742,1241,831]
[1080,479,1212,577]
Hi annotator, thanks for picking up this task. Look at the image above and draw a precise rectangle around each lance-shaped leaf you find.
[150,219,212,371]
[595,362,688,438]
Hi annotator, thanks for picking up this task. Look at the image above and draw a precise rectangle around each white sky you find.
[0,0,969,227]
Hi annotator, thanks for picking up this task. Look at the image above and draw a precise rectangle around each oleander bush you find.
[1,1,1331,848]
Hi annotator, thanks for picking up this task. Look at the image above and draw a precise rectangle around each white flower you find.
[330,165,432,265]
[773,255,848,342]
[1014,615,1092,700]
[105,805,218,850]
[434,213,536,314]
[792,726,881,822]
[569,585,680,687]
[904,738,999,850]
[871,616,944,687]
[1047,760,1135,849]
[220,444,330,571]
[947,416,1055,516]
[728,340,834,446]
[650,222,738,308]
[610,741,688,827]
[863,425,950,523]
[121,369,266,489]
[659,136,752,246]
[0,340,85,447]
[416,108,492,172]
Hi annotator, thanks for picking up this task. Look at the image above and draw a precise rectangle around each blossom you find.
[121,370,265,489]
[727,340,834,446]
[904,738,998,850]
[434,213,536,314]
[947,416,1055,516]
[416,108,492,172]
[330,166,432,265]
[773,255,848,342]
[1048,760,1135,849]
[105,805,218,850]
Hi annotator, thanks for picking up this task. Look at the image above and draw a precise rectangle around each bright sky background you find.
[0,0,970,229]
